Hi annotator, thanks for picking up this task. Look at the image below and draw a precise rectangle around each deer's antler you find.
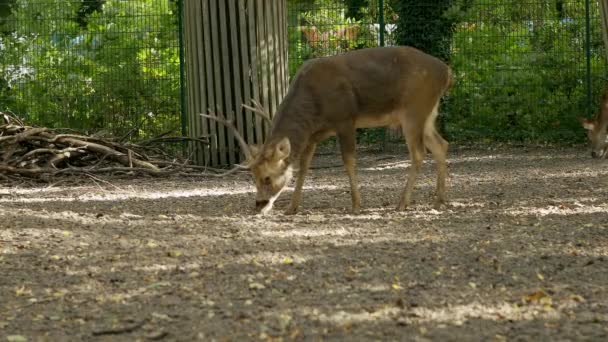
[242,99,272,126]
[200,110,253,165]
[200,101,275,175]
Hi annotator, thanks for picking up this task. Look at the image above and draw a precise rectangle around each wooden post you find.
[183,0,289,166]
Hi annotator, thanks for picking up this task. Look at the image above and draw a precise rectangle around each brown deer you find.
[580,90,608,158]
[208,46,453,215]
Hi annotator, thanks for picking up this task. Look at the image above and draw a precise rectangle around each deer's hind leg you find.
[337,127,361,214]
[397,118,425,211]
[423,103,448,208]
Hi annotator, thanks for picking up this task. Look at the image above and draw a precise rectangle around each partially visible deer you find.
[580,89,608,158]
[301,24,360,50]
[208,46,453,215]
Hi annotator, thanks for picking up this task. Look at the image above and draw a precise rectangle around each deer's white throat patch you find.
[259,165,293,215]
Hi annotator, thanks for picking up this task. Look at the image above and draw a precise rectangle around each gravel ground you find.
[1,145,607,341]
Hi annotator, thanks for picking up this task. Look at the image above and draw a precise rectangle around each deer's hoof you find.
[284,206,298,215]
[433,197,448,210]
[396,201,409,211]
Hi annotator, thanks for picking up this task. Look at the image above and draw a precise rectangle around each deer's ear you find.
[273,137,291,161]
[241,144,261,166]
[249,144,262,158]
[579,117,595,130]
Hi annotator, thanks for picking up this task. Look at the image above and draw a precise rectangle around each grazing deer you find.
[580,90,608,158]
[207,46,453,215]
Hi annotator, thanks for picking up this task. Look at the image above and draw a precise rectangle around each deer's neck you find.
[268,110,318,166]
[267,79,320,166]
[268,124,309,165]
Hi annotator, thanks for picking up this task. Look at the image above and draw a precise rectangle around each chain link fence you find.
[0,0,183,140]
[287,0,397,78]
[1,1,606,147]
[287,0,608,143]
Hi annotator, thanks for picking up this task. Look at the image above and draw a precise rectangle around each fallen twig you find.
[92,319,148,336]
[0,111,256,183]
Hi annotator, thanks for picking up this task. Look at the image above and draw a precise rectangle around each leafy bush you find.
[288,0,391,78]
[0,0,181,139]
[447,1,607,142]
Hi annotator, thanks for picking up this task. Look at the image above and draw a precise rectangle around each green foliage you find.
[287,0,608,144]
[288,0,385,78]
[390,0,472,62]
[447,0,607,143]
[0,0,181,139]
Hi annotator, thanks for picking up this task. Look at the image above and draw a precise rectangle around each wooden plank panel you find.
[183,0,290,165]
[229,0,245,161]
[218,1,235,165]
[279,0,289,98]
[275,0,285,101]
[250,0,263,144]
[202,0,218,165]
[258,0,271,137]
[266,0,277,124]
[187,0,203,163]
[239,0,255,146]
[182,0,196,160]
[210,0,226,165]
[193,0,209,164]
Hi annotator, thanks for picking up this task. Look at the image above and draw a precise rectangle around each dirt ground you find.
[1,145,607,341]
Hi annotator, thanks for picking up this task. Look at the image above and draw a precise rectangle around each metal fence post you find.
[379,0,388,150]
[586,0,593,116]
[178,0,187,138]
[379,0,385,47]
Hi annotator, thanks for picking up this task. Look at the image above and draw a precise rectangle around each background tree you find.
[390,0,473,62]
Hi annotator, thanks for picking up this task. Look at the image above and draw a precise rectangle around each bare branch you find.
[0,112,242,182]
[0,127,47,144]
[44,134,158,170]
[136,135,210,146]
[17,147,83,163]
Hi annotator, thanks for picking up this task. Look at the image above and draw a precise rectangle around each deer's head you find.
[249,137,293,214]
[580,99,608,159]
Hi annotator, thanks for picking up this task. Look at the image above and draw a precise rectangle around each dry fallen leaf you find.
[392,276,403,290]
[167,250,182,258]
[14,286,32,297]
[568,294,585,303]
[522,289,550,305]
[249,282,266,290]
[6,335,28,342]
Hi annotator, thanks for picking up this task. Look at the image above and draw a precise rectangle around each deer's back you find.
[286,46,451,129]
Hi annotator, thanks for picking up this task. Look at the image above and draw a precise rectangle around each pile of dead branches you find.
[0,112,218,182]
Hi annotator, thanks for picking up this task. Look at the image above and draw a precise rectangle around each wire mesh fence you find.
[0,0,182,140]
[448,0,607,142]
[1,0,606,150]
[287,0,397,78]
[287,0,608,144]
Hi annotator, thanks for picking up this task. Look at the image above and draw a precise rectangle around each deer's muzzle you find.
[256,200,269,211]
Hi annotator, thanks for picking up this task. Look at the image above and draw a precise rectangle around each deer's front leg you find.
[337,130,361,214]
[285,143,317,215]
